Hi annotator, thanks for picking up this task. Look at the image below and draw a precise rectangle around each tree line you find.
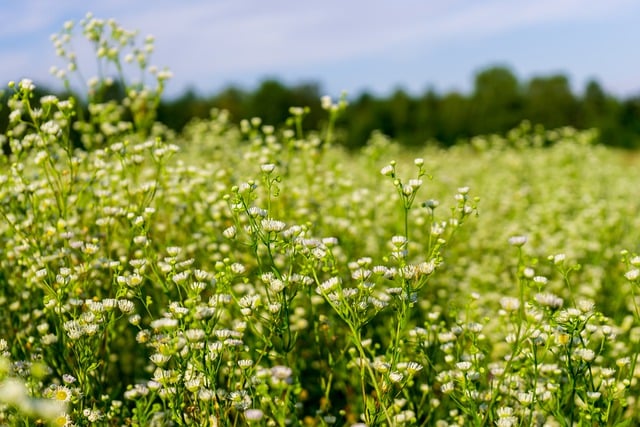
[157,66,640,148]
[3,66,640,149]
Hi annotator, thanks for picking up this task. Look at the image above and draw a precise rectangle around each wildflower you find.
[19,78,35,91]
[380,165,394,176]
[534,292,563,309]
[625,269,640,281]
[261,163,276,173]
[496,417,518,427]
[185,378,202,393]
[497,407,514,418]
[271,365,293,385]
[508,235,527,247]
[517,391,534,405]
[150,353,170,366]
[117,299,135,313]
[230,263,246,274]
[423,199,439,210]
[238,359,254,369]
[247,206,266,217]
[229,390,251,410]
[408,179,423,189]
[245,408,264,421]
[587,391,601,400]
[198,388,214,401]
[150,318,178,330]
[262,218,286,232]
[417,260,436,275]
[317,277,341,293]
[456,361,472,372]
[442,381,456,394]
[389,371,404,383]
[185,328,205,342]
[533,276,548,285]
[500,297,520,312]
[63,320,83,340]
[402,184,414,195]
[407,362,422,375]
[574,348,596,362]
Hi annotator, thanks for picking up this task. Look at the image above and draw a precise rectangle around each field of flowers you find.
[2,15,640,427]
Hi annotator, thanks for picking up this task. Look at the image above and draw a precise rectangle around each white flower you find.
[222,226,237,239]
[389,371,404,383]
[260,163,275,173]
[150,318,178,330]
[318,277,340,293]
[508,235,527,246]
[500,296,520,312]
[534,292,563,309]
[244,408,264,421]
[533,276,548,285]
[19,78,35,91]
[625,269,640,281]
[261,218,286,232]
[321,95,332,110]
[41,121,61,135]
[380,165,394,176]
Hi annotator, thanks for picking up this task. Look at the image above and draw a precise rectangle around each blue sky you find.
[1,0,639,99]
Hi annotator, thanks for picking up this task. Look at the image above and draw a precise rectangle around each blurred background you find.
[2,0,640,148]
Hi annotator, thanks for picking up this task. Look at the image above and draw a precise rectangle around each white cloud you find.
[2,0,638,96]
[104,0,634,78]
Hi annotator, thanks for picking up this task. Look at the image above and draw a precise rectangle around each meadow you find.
[1,15,640,427]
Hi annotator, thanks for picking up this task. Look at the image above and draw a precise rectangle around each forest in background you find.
[3,65,640,149]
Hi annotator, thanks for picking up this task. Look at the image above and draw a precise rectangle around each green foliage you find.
[154,65,639,149]
[2,15,640,427]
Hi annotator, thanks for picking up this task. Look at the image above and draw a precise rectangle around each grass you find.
[1,14,640,427]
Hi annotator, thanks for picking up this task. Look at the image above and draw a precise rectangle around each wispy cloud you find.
[108,0,635,77]
[1,0,638,96]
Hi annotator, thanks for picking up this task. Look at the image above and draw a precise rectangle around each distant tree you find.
[577,80,623,145]
[470,66,523,134]
[618,97,640,148]
[438,92,470,145]
[157,88,209,130]
[414,88,440,144]
[387,88,418,145]
[582,80,607,121]
[212,86,248,121]
[525,75,578,128]
[249,80,294,126]
[341,92,380,148]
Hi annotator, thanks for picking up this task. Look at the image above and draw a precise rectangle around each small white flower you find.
[389,371,404,383]
[534,292,563,309]
[380,165,394,176]
[625,269,640,281]
[260,163,276,173]
[500,296,520,312]
[508,235,527,246]
[19,78,35,91]
[533,276,548,285]
[261,218,286,232]
[244,408,264,421]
